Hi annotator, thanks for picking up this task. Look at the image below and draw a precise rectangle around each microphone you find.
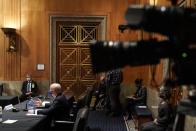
[23,102,28,111]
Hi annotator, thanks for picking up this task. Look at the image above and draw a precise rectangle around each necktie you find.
[27,82,31,92]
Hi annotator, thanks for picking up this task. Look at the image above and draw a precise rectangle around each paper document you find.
[26,109,43,116]
[42,101,50,104]
[4,104,14,111]
[26,113,37,116]
[138,106,147,108]
[26,113,43,116]
[151,106,158,109]
[3,120,18,124]
[40,101,50,107]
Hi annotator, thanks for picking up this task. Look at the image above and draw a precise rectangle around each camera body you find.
[90,4,196,85]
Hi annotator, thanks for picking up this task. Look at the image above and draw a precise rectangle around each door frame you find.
[50,15,107,84]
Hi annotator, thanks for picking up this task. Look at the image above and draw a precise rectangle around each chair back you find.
[0,83,3,96]
[84,87,94,108]
[71,87,94,121]
[65,95,75,107]
[72,107,89,131]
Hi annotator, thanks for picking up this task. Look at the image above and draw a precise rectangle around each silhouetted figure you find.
[105,68,123,116]
[141,87,172,131]
[125,78,147,119]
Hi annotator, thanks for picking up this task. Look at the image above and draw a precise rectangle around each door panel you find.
[56,22,99,98]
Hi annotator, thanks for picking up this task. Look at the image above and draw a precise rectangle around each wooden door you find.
[56,21,99,98]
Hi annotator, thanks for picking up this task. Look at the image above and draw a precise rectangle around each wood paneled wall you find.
[0,0,171,87]
[0,0,21,80]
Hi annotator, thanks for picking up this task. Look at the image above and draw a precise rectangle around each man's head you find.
[50,83,62,98]
[100,76,105,81]
[135,78,142,88]
[26,74,31,81]
[159,86,170,100]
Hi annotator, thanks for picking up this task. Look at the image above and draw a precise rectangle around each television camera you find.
[89,2,196,131]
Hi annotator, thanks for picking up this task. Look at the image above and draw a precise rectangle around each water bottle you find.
[27,98,35,110]
[48,91,52,97]
[0,106,2,122]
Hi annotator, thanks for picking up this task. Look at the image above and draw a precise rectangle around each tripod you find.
[127,112,137,130]
[124,98,137,130]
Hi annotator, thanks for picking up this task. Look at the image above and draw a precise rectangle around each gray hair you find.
[50,83,61,92]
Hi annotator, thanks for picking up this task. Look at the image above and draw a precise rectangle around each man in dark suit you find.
[20,74,38,101]
[28,83,70,129]
[131,78,147,105]
[106,68,123,116]
[125,78,147,119]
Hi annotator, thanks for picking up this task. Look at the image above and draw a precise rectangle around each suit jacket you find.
[107,69,123,86]
[37,93,70,121]
[134,86,147,105]
[21,80,38,97]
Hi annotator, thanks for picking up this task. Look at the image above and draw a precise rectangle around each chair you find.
[55,107,89,131]
[70,87,94,121]
[84,87,94,108]
[72,107,89,131]
[0,83,3,96]
[65,95,75,107]
[134,106,152,131]
[63,95,76,121]
[76,95,86,109]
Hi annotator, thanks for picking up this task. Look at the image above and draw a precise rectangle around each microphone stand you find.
[23,96,30,111]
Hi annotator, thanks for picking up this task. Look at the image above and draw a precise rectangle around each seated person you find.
[140,86,172,131]
[92,76,106,110]
[125,78,147,118]
[20,74,38,101]
[28,83,70,128]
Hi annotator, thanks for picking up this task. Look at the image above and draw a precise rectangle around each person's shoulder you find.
[56,94,67,101]
[22,81,28,85]
[53,95,63,103]
[55,95,69,105]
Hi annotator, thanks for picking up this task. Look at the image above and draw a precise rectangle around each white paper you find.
[26,113,43,116]
[3,120,18,124]
[26,109,43,116]
[4,104,14,111]
[26,113,37,116]
[151,106,158,109]
[138,106,147,108]
[42,101,50,107]
[42,101,50,104]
